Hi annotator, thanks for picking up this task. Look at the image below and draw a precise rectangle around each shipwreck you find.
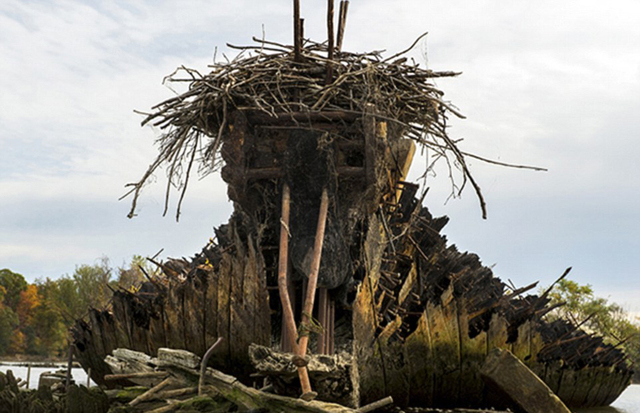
[72,2,631,411]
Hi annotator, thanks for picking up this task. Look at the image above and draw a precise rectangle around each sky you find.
[1,1,639,315]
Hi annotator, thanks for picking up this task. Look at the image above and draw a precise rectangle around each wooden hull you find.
[352,199,632,409]
[72,217,271,386]
[73,196,631,408]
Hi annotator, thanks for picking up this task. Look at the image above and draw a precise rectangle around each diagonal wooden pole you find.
[277,183,312,396]
[296,187,329,396]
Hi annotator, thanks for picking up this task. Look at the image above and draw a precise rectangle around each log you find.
[157,347,201,369]
[480,348,571,413]
[356,396,394,413]
[129,377,174,406]
[106,346,354,412]
[104,372,168,381]
[184,367,354,413]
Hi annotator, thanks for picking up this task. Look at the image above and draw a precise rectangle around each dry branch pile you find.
[123,36,497,220]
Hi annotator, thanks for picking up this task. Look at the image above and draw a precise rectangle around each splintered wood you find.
[105,347,356,413]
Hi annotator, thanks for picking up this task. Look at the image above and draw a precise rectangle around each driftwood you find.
[480,348,570,413]
[106,347,358,413]
[129,377,174,407]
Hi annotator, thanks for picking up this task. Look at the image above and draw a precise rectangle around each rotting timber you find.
[72,31,631,410]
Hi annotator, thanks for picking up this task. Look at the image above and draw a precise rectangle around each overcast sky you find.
[1,0,639,315]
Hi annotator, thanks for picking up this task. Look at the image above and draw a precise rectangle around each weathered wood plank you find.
[124,295,150,355]
[183,276,206,357]
[216,253,232,371]
[405,310,434,407]
[99,310,119,357]
[204,265,219,362]
[555,367,578,406]
[583,367,606,407]
[88,309,106,358]
[457,307,486,407]
[377,317,409,407]
[147,299,168,353]
[111,293,133,349]
[428,286,461,407]
[229,229,249,376]
[481,348,571,413]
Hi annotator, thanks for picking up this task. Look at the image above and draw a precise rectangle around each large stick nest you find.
[123,36,542,220]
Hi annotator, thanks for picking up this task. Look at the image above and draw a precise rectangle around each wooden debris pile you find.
[0,369,65,412]
[103,346,371,413]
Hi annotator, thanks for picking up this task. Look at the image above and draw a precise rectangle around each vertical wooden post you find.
[87,368,91,388]
[66,344,73,390]
[336,1,349,52]
[278,184,297,348]
[326,0,335,84]
[328,298,335,354]
[317,288,328,354]
[293,0,301,61]
[26,364,31,389]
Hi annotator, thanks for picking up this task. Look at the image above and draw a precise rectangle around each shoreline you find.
[0,358,82,368]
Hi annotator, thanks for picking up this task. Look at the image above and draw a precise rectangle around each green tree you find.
[72,257,113,317]
[0,286,18,356]
[32,278,67,356]
[117,255,154,292]
[0,269,27,310]
[547,279,640,382]
[0,306,18,356]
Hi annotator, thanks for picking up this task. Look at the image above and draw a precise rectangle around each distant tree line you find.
[1,258,638,382]
[0,256,155,358]
[546,279,640,382]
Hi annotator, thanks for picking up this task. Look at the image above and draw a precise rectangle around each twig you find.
[199,337,223,395]
[382,31,428,63]
[357,396,394,413]
[130,377,174,406]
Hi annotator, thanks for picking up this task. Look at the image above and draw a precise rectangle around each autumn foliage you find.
[0,256,152,357]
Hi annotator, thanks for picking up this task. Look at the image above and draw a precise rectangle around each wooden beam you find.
[277,183,312,396]
[336,1,349,51]
[317,288,328,354]
[247,166,365,180]
[297,187,330,399]
[481,348,571,413]
[244,110,362,125]
[326,0,335,84]
[293,0,301,61]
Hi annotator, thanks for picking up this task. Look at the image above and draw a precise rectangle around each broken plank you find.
[481,348,571,413]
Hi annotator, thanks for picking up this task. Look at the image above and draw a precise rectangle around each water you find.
[0,362,95,389]
[571,385,640,413]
